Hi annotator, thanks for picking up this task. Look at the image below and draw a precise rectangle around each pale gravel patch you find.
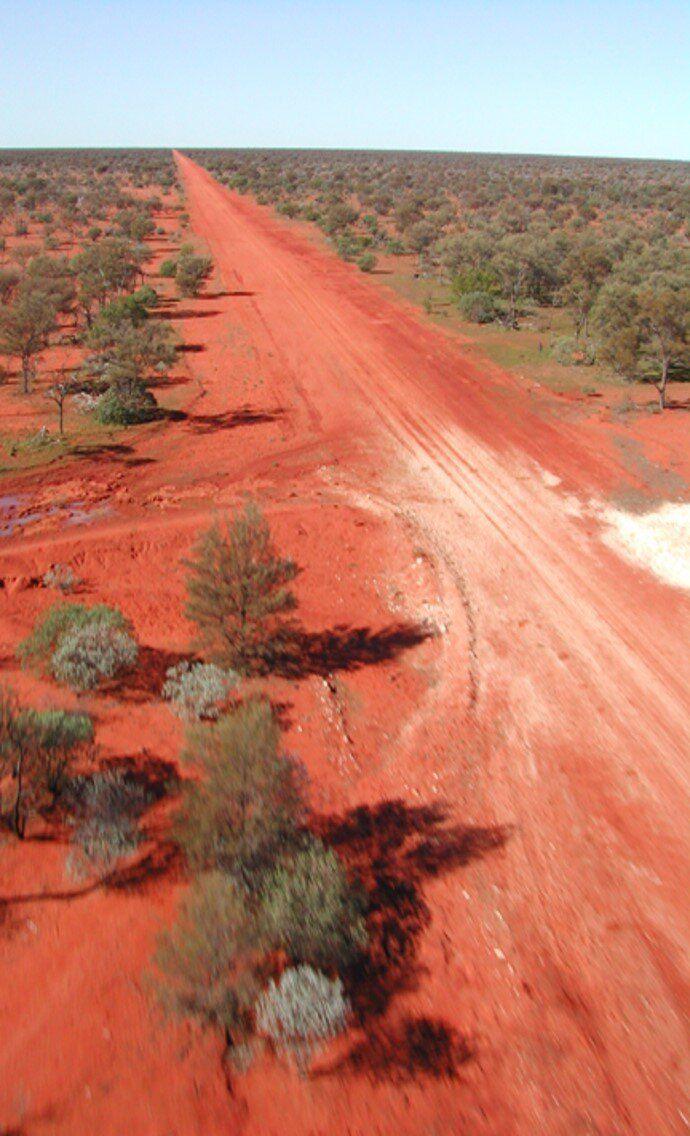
[600,502,690,591]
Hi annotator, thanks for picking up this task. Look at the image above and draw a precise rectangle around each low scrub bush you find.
[155,871,265,1043]
[52,622,138,691]
[255,966,350,1073]
[95,381,157,425]
[68,768,146,875]
[175,252,212,296]
[43,563,79,594]
[159,258,177,277]
[457,290,498,324]
[162,661,239,720]
[18,602,132,675]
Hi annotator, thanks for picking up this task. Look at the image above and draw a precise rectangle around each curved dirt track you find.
[174,154,690,1135]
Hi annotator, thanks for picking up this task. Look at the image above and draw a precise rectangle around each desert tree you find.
[175,699,306,884]
[155,871,267,1049]
[185,501,299,674]
[45,374,79,434]
[559,238,612,342]
[0,282,59,393]
[593,270,689,409]
[0,687,93,837]
[636,274,690,409]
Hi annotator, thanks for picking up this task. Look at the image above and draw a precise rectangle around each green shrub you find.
[357,252,377,273]
[159,258,177,278]
[95,381,157,425]
[175,252,212,296]
[184,501,298,674]
[457,290,498,324]
[260,839,367,969]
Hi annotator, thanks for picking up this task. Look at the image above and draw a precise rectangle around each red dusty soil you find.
[0,154,688,1136]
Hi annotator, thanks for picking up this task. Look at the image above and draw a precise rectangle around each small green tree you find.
[593,272,689,409]
[0,688,93,837]
[175,700,306,883]
[185,502,299,674]
[0,283,59,393]
[260,839,367,969]
[175,251,212,297]
[156,871,266,1047]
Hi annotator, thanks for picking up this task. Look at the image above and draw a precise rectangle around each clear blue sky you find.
[1,0,688,159]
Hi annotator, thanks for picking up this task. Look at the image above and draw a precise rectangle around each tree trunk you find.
[58,398,64,434]
[13,751,25,838]
[657,355,670,411]
[21,353,31,394]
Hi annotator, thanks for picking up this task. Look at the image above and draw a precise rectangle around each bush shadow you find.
[112,645,189,702]
[276,621,434,678]
[315,799,511,1021]
[329,1015,474,1083]
[186,405,285,434]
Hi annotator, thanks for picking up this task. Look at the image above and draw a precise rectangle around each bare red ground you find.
[0,154,688,1136]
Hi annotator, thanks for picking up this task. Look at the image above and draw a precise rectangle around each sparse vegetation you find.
[18,602,136,690]
[255,966,350,1073]
[67,768,147,875]
[175,700,305,883]
[161,661,239,720]
[185,148,689,404]
[185,501,299,674]
[0,687,93,837]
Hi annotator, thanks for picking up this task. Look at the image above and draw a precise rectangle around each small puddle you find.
[0,496,114,537]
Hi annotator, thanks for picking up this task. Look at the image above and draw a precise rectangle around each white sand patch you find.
[601,502,690,590]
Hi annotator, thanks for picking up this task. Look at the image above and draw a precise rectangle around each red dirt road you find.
[174,154,690,1135]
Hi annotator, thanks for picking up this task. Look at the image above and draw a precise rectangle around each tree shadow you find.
[328,1015,474,1083]
[0,751,181,908]
[97,751,180,802]
[315,799,511,1021]
[175,343,204,354]
[276,621,434,678]
[186,405,285,434]
[156,308,222,321]
[112,645,189,702]
[105,836,182,893]
[70,442,134,459]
